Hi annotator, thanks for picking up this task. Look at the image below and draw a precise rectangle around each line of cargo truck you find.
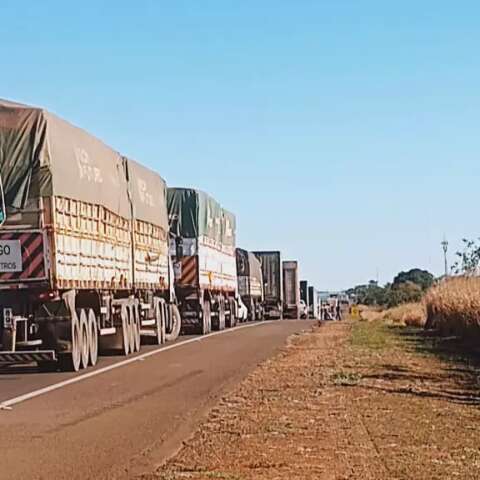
[0,99,315,373]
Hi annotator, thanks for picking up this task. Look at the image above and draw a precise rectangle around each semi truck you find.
[168,188,238,334]
[236,248,263,321]
[282,261,300,319]
[300,280,308,310]
[0,99,181,372]
[308,286,320,319]
[252,251,282,319]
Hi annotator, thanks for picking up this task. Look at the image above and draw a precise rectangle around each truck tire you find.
[88,309,99,366]
[165,304,181,342]
[201,300,211,335]
[127,304,135,354]
[250,300,256,322]
[154,298,166,345]
[133,301,141,352]
[226,298,237,328]
[59,310,82,372]
[79,309,90,370]
[218,297,226,331]
[121,304,130,356]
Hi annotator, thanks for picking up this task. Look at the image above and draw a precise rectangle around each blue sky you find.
[1,1,478,290]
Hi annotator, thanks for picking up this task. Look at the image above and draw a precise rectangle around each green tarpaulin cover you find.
[0,99,168,232]
[167,188,236,247]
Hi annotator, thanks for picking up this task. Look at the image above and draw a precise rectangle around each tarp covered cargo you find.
[126,158,168,233]
[0,98,170,290]
[253,251,282,303]
[236,248,263,298]
[236,248,262,284]
[167,188,236,247]
[0,98,130,219]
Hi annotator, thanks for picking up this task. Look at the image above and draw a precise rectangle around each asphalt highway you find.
[0,320,315,480]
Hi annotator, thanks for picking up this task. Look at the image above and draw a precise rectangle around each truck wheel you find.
[59,310,82,372]
[227,298,237,328]
[79,309,90,370]
[127,304,136,354]
[165,304,181,342]
[133,301,141,352]
[218,297,226,331]
[121,304,130,356]
[88,309,98,367]
[201,300,211,335]
[154,298,166,345]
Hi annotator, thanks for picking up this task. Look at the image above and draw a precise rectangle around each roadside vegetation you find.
[425,277,480,340]
[150,321,480,480]
[353,239,480,341]
[347,268,434,308]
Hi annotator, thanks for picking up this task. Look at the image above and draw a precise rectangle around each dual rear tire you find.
[59,308,99,372]
[121,302,141,356]
[201,300,212,335]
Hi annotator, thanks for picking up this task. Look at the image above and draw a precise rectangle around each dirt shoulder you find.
[145,320,480,480]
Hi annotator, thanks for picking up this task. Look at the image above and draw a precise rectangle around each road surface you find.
[0,320,315,480]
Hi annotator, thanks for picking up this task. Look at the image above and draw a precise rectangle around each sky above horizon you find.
[1,1,478,290]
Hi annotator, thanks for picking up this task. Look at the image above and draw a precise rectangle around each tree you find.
[451,238,480,276]
[347,282,387,306]
[386,281,423,308]
[392,268,434,291]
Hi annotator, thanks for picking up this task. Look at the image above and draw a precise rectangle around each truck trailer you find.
[0,99,181,372]
[282,261,300,319]
[308,286,320,319]
[236,248,263,321]
[300,280,308,306]
[252,251,283,319]
[168,188,238,334]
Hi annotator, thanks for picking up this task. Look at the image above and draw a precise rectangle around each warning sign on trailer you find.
[0,240,22,272]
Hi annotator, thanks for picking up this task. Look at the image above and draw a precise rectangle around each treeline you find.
[347,268,434,308]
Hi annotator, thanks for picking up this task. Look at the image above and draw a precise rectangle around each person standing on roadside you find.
[336,301,342,320]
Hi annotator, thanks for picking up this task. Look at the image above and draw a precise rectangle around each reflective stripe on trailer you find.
[0,350,56,365]
[180,256,198,285]
[0,231,46,282]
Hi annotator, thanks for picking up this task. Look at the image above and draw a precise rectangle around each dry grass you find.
[359,303,426,327]
[151,322,480,480]
[383,302,426,327]
[358,305,384,322]
[424,276,480,339]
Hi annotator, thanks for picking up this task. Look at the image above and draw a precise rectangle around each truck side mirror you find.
[175,237,183,258]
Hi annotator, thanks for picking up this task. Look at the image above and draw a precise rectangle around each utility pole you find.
[441,238,448,277]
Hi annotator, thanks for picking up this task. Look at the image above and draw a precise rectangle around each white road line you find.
[0,321,273,410]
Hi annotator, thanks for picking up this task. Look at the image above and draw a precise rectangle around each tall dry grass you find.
[358,303,426,327]
[383,302,426,327]
[424,276,480,339]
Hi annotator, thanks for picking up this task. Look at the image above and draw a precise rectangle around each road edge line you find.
[0,321,273,409]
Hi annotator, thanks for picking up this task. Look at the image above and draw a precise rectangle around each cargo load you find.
[168,188,238,333]
[236,248,264,320]
[308,286,320,319]
[252,251,283,319]
[300,281,308,305]
[283,260,300,319]
[0,99,180,372]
